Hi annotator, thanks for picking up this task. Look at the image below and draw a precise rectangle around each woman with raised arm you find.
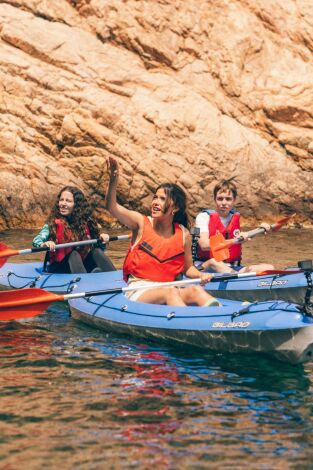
[105,156,219,306]
[33,186,116,274]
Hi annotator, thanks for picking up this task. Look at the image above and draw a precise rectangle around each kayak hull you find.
[69,278,313,365]
[71,306,313,365]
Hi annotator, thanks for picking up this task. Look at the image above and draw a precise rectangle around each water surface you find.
[0,229,312,469]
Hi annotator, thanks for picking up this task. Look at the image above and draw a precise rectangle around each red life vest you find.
[197,210,242,263]
[48,219,91,264]
[123,216,185,282]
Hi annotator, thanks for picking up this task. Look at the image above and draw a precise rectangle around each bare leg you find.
[239,263,274,273]
[201,258,234,273]
[136,287,186,306]
[137,285,220,307]
[179,285,220,306]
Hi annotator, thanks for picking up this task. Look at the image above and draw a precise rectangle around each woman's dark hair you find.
[47,186,100,241]
[156,183,190,228]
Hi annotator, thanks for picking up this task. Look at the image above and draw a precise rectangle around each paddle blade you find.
[0,288,63,321]
[0,243,19,268]
[272,214,295,232]
[256,269,303,276]
[0,302,56,321]
[209,233,230,261]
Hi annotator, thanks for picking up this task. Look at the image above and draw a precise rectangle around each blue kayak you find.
[1,263,312,363]
[0,262,311,304]
[68,276,313,365]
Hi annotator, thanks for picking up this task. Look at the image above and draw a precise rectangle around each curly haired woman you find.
[33,186,116,273]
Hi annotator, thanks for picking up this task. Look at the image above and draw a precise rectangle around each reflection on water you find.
[0,229,312,468]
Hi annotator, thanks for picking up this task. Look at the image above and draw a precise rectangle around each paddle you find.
[0,268,304,321]
[210,214,295,262]
[0,234,130,268]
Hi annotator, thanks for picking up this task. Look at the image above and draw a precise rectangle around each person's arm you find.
[259,222,271,233]
[195,212,211,251]
[105,156,143,232]
[236,222,271,243]
[183,229,213,284]
[32,224,51,247]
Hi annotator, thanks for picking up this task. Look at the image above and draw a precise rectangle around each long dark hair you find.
[156,183,190,229]
[47,186,100,242]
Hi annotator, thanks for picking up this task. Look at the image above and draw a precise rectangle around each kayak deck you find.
[0,262,122,293]
[203,270,309,304]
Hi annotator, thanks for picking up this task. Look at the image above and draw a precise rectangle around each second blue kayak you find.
[0,262,311,305]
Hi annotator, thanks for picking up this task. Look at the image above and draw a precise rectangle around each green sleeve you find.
[32,224,50,247]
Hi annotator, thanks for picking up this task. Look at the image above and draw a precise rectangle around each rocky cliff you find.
[0,0,312,230]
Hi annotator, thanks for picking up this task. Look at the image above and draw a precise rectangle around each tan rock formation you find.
[0,0,312,231]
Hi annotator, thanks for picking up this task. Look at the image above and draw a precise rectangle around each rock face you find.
[0,0,312,230]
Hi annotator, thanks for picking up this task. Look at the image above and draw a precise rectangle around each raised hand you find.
[107,156,119,183]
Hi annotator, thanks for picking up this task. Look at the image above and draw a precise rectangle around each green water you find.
[0,229,312,469]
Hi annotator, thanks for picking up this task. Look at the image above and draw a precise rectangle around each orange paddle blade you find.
[272,214,295,232]
[209,233,230,262]
[0,302,56,321]
[0,243,19,268]
[256,269,303,276]
[0,288,63,321]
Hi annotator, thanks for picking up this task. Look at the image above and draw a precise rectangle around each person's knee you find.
[184,285,203,303]
[68,250,86,273]
[165,287,181,303]
[203,258,218,270]
[247,263,274,273]
[262,263,274,271]
[243,266,254,273]
[91,248,116,272]
[69,250,82,261]
[191,285,203,296]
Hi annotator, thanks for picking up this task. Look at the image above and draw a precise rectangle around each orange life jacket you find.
[197,210,242,263]
[48,219,91,264]
[123,216,185,282]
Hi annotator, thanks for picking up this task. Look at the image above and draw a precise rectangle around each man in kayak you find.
[194,180,274,273]
[33,186,116,273]
[105,156,219,306]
